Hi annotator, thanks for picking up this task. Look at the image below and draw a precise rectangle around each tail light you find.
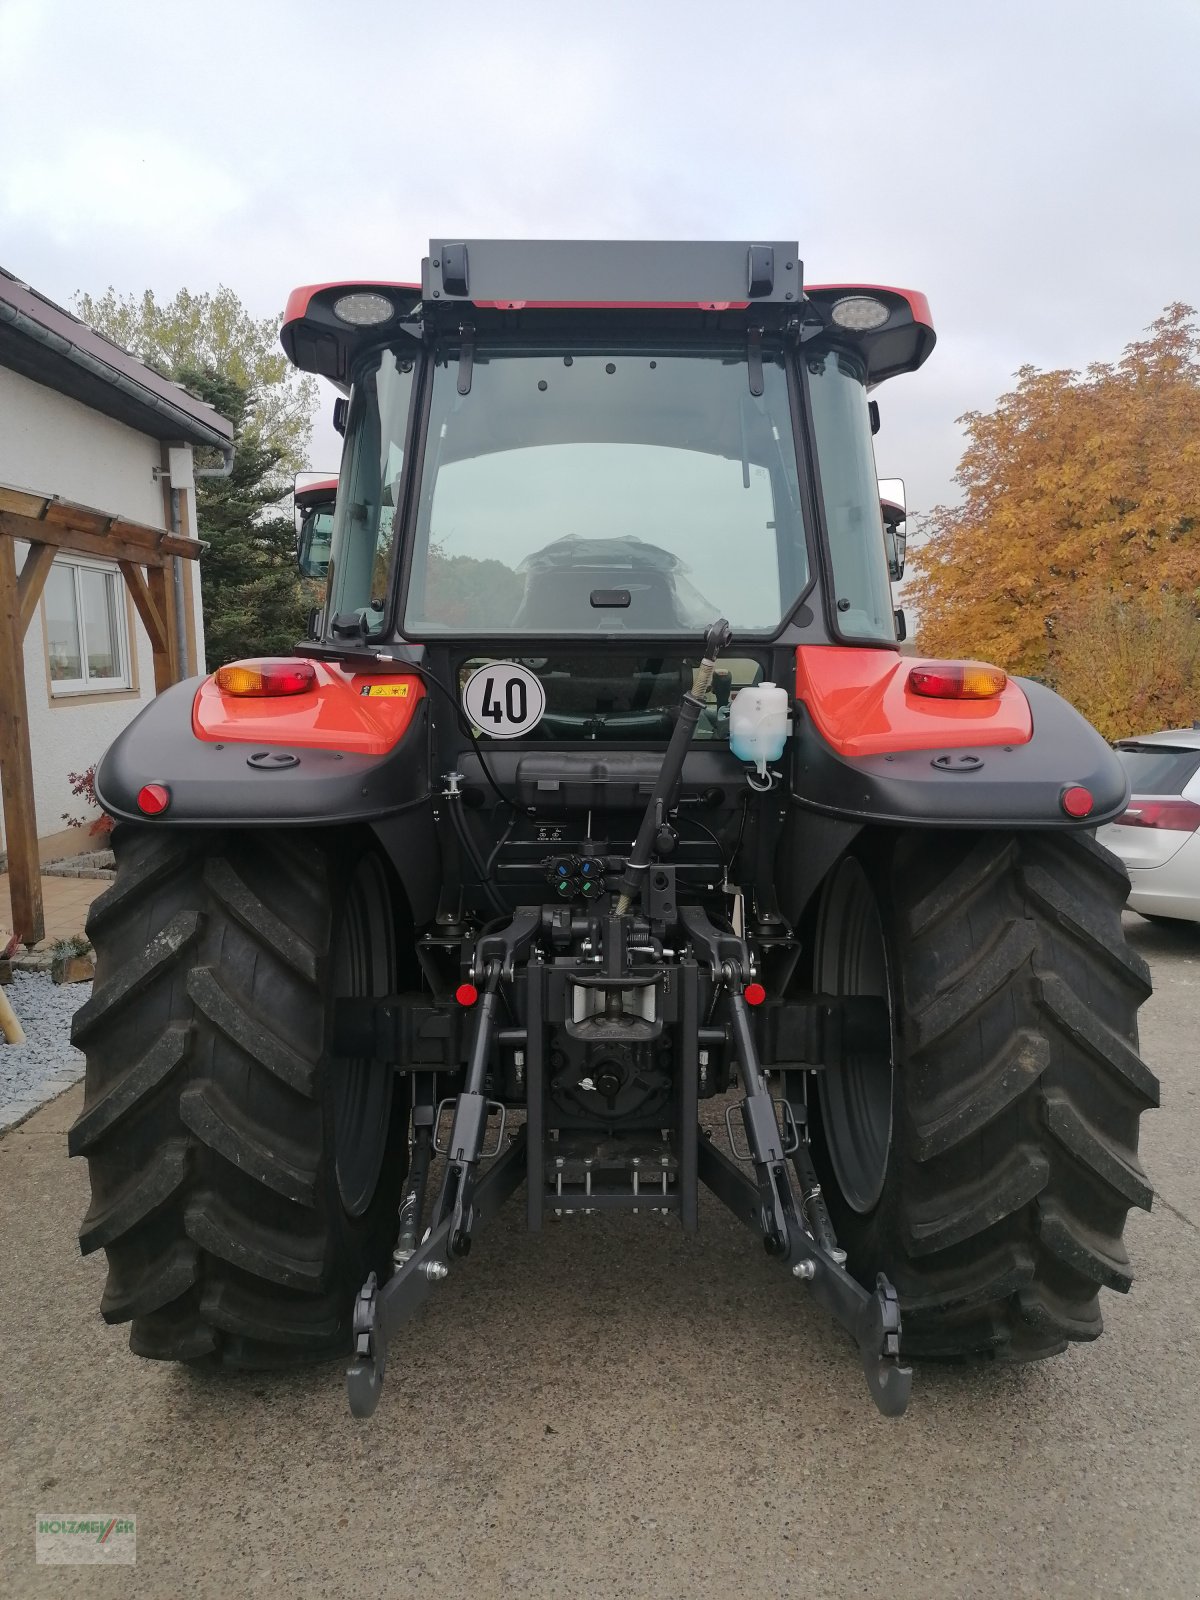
[214,658,317,696]
[908,661,1007,699]
[1117,798,1200,832]
[136,783,171,815]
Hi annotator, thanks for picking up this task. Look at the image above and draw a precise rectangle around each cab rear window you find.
[1115,746,1200,796]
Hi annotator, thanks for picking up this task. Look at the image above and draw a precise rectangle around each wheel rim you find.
[815,856,894,1213]
[332,855,395,1217]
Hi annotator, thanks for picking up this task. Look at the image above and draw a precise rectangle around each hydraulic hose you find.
[615,618,732,914]
[446,786,509,919]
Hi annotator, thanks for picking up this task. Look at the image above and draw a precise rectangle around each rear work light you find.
[830,295,890,331]
[908,661,1007,700]
[1117,798,1200,832]
[214,659,317,697]
[333,291,395,326]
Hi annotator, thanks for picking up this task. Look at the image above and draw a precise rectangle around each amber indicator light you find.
[908,661,1007,700]
[215,659,318,696]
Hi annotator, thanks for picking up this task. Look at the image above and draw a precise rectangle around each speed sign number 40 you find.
[461,660,547,739]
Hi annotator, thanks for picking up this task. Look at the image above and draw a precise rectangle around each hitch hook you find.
[346,1272,387,1420]
[857,1274,912,1418]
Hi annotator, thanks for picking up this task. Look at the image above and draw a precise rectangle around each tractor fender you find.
[790,676,1128,829]
[93,673,440,921]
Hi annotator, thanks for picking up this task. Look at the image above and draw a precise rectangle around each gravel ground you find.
[0,972,89,1132]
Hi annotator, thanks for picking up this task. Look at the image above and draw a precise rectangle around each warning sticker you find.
[360,683,411,698]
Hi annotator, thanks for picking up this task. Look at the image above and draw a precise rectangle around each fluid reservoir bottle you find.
[729,682,790,777]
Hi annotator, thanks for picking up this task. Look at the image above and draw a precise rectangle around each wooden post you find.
[145,562,180,693]
[117,559,169,667]
[17,543,56,634]
[0,538,45,946]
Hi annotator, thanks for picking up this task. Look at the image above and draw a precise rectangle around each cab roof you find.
[280,240,934,387]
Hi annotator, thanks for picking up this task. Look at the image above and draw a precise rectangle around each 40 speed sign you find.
[461,660,547,739]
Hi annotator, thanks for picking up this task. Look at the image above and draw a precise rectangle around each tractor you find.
[70,241,1157,1418]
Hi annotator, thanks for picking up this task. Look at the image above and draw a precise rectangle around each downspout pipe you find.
[168,489,191,679]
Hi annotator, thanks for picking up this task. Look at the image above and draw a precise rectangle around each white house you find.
[0,266,232,866]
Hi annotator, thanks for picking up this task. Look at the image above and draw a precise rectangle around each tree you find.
[908,304,1200,736]
[175,366,316,662]
[75,285,315,477]
[1049,588,1200,742]
[76,286,320,661]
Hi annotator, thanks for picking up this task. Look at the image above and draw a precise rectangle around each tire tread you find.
[70,826,407,1366]
[811,828,1158,1363]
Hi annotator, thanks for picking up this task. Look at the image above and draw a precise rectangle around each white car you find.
[1098,728,1200,923]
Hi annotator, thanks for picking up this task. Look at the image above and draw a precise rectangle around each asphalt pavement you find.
[1,913,1198,1599]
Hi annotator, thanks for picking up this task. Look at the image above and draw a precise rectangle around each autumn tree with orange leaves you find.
[908,304,1200,738]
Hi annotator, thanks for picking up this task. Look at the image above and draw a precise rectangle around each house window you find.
[44,558,132,694]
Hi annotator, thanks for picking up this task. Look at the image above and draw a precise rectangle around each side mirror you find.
[878,478,907,582]
[294,472,337,579]
[885,520,907,582]
[869,399,880,436]
[297,506,333,579]
[333,397,349,436]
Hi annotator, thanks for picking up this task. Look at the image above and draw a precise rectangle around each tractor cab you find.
[282,244,933,671]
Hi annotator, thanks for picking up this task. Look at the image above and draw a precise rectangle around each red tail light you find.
[1060,785,1094,818]
[214,658,317,696]
[136,783,171,815]
[1117,799,1200,832]
[908,661,1007,700]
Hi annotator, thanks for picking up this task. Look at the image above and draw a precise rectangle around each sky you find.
[2,0,1198,533]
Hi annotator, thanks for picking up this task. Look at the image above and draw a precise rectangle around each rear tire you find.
[69,827,410,1366]
[805,829,1158,1361]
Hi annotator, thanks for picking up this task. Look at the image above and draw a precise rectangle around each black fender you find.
[789,678,1128,829]
[94,677,441,925]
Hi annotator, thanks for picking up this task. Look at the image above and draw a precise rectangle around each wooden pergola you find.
[0,483,203,944]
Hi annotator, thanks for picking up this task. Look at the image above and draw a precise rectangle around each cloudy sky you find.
[3,0,1197,524]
